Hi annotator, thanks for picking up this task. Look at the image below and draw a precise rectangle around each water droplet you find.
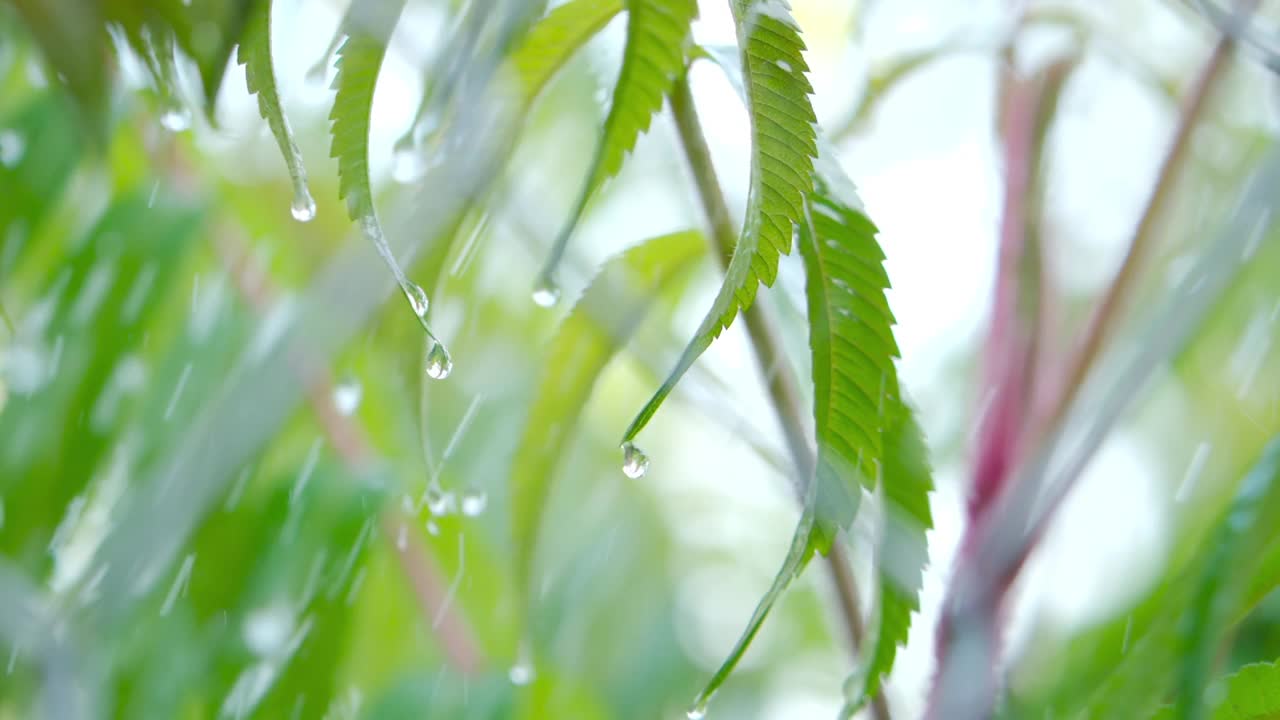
[404,283,430,318]
[775,60,792,73]
[290,191,316,223]
[460,489,487,517]
[425,342,452,380]
[531,277,560,308]
[425,519,440,536]
[0,130,25,167]
[621,442,649,479]
[424,486,452,516]
[332,378,362,416]
[687,693,711,720]
[508,662,534,686]
[159,105,191,132]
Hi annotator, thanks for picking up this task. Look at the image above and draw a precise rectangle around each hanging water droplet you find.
[159,105,191,132]
[424,485,452,516]
[290,190,316,223]
[332,377,361,416]
[0,130,25,167]
[459,489,487,517]
[508,662,534,686]
[531,277,560,308]
[425,342,452,380]
[404,283,430,318]
[686,708,706,720]
[621,442,649,479]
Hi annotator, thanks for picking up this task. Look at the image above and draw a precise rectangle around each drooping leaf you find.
[511,230,703,598]
[797,175,898,550]
[329,0,405,222]
[622,0,817,444]
[236,0,314,220]
[688,496,818,718]
[537,0,699,288]
[862,410,933,702]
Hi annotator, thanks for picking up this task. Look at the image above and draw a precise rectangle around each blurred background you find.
[2,0,1280,717]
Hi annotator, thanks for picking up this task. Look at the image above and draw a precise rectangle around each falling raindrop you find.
[425,342,453,380]
[0,130,25,167]
[332,377,362,416]
[159,105,192,133]
[621,442,649,479]
[290,190,316,223]
[404,283,430,318]
[459,489,487,517]
[531,277,560,308]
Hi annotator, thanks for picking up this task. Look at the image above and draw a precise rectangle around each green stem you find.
[669,75,892,720]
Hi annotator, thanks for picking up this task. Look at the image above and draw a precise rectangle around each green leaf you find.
[8,0,109,133]
[797,175,898,550]
[511,230,703,598]
[1157,660,1280,720]
[509,0,624,110]
[622,0,817,444]
[236,0,314,219]
[537,0,699,287]
[1177,439,1280,720]
[689,497,818,718]
[863,410,933,701]
[329,0,406,222]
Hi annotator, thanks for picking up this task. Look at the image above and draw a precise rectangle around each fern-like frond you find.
[622,0,816,444]
[510,230,703,600]
[537,0,698,288]
[237,0,314,220]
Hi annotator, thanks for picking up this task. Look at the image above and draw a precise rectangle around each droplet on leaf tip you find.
[621,442,649,479]
[425,342,452,380]
[531,277,560,308]
[290,190,316,223]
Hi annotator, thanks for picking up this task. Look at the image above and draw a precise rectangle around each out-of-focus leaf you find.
[1154,660,1280,720]
[538,0,698,288]
[7,0,108,132]
[0,94,84,274]
[0,196,201,568]
[1176,439,1280,720]
[236,0,313,220]
[509,0,623,110]
[511,230,703,599]
[622,0,817,445]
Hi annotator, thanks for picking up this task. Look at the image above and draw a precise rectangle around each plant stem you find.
[1041,18,1241,430]
[669,75,891,720]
